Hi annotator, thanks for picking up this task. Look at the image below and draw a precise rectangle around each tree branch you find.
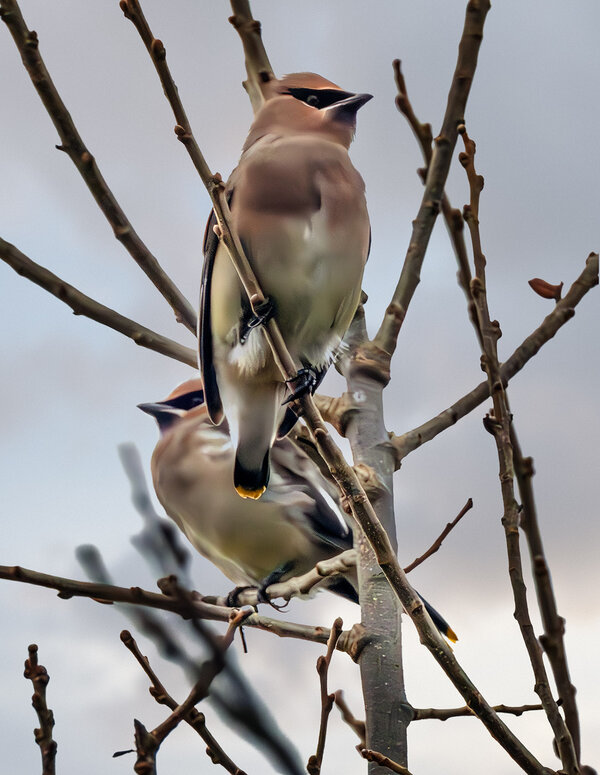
[390,251,599,466]
[333,690,366,748]
[459,125,578,775]
[307,619,344,775]
[120,630,247,775]
[511,430,582,760]
[374,0,491,356]
[0,0,197,333]
[361,749,413,775]
[24,644,57,775]
[403,498,473,574]
[392,58,478,339]
[413,703,546,721]
[0,237,196,367]
[228,0,275,112]
[0,564,355,652]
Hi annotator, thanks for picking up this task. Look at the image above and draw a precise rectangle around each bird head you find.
[244,73,372,151]
[138,378,206,433]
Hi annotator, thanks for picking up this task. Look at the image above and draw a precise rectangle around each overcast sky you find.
[0,2,598,773]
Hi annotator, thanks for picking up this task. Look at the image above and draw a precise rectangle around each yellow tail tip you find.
[235,484,266,500]
[446,627,458,643]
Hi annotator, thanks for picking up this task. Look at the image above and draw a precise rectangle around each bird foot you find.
[282,367,319,404]
[239,297,274,345]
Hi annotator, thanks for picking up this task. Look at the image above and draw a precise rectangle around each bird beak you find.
[326,92,373,123]
[137,401,171,418]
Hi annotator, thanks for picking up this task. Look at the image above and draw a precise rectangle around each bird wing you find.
[199,208,224,424]
[267,437,352,553]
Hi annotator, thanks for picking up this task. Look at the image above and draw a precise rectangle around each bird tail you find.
[232,382,284,499]
[420,594,458,643]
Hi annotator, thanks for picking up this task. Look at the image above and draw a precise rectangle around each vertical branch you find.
[24,644,57,775]
[459,126,579,775]
[511,430,582,760]
[375,0,491,356]
[307,618,344,775]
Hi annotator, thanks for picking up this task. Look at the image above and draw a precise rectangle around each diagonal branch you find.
[120,630,247,775]
[0,237,196,367]
[0,0,197,333]
[390,251,599,466]
[228,0,275,112]
[403,498,473,574]
[374,0,491,356]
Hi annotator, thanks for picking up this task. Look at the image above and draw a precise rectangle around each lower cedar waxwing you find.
[139,380,458,643]
[200,73,371,499]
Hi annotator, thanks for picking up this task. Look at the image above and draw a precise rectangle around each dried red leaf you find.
[528,278,563,301]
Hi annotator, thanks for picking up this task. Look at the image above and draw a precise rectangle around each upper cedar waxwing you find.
[200,73,371,499]
[139,380,458,643]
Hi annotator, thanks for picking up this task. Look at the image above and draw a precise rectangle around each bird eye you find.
[306,94,319,108]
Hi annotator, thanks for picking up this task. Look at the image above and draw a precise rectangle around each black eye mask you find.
[286,87,353,110]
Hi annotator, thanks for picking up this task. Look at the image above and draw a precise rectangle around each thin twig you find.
[403,498,473,573]
[511,429,581,760]
[307,618,344,775]
[121,630,247,775]
[130,609,248,773]
[413,702,547,721]
[208,551,358,607]
[333,691,366,748]
[390,252,599,466]
[0,237,196,367]
[228,0,275,112]
[392,58,478,338]
[374,0,491,356]
[0,0,197,332]
[459,125,578,775]
[361,748,413,775]
[24,644,57,775]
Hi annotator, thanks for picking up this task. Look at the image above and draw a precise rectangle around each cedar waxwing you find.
[200,73,371,499]
[139,380,458,642]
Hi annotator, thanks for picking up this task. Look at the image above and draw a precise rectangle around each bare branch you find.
[0,237,196,367]
[333,690,366,748]
[208,551,357,607]
[0,564,354,651]
[459,125,578,775]
[121,630,247,775]
[307,618,344,775]
[24,644,57,775]
[392,59,478,338]
[511,430,582,760]
[403,498,473,574]
[228,0,275,112]
[312,393,358,437]
[413,703,546,721]
[390,252,599,466]
[0,0,197,333]
[361,748,413,775]
[374,0,491,356]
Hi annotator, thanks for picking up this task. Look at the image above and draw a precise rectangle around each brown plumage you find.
[199,73,371,498]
